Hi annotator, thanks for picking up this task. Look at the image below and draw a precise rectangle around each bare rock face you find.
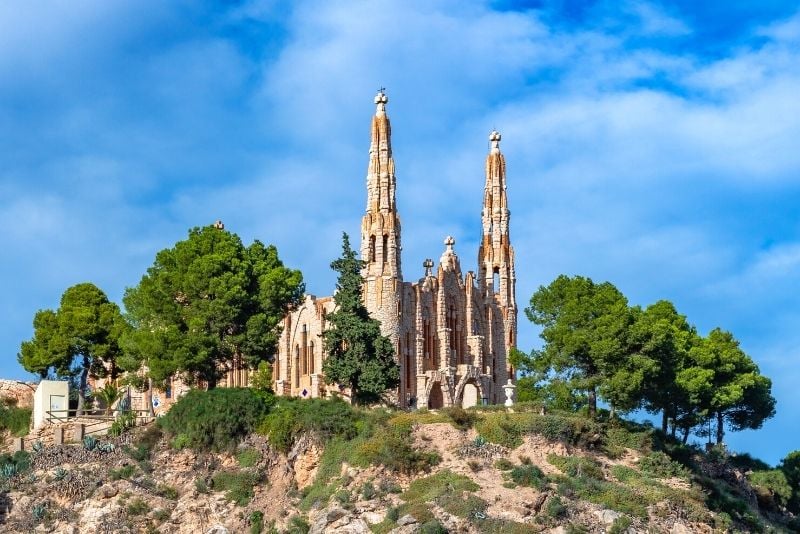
[0,380,35,408]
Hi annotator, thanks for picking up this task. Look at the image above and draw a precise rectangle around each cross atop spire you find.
[489,130,501,154]
[374,89,388,115]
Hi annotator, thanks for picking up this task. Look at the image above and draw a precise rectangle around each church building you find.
[273,90,517,408]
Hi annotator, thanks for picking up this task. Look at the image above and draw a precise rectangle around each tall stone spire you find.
[361,89,402,344]
[478,130,517,377]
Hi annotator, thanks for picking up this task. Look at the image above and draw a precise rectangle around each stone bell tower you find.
[477,130,517,381]
[360,90,402,347]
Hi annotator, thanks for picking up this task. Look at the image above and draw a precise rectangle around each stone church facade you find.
[273,91,517,408]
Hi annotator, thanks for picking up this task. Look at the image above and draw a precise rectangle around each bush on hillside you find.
[749,469,792,510]
[159,388,273,451]
[258,397,359,453]
[0,403,31,437]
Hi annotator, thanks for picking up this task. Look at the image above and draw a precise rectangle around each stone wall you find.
[0,379,35,408]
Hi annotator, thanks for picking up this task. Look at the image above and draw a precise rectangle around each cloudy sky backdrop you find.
[2,0,799,464]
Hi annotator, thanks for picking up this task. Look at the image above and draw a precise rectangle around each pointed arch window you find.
[369,235,376,263]
[308,341,315,374]
[382,234,389,264]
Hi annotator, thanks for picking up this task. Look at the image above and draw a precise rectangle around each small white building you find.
[33,380,69,429]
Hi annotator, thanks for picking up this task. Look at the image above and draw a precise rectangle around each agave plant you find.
[31,502,47,522]
[97,442,115,453]
[32,440,45,454]
[1,463,18,479]
[83,435,98,451]
[53,467,68,481]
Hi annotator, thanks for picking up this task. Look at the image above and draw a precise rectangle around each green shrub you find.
[603,425,653,457]
[110,464,136,480]
[153,508,171,522]
[494,458,514,471]
[749,469,792,509]
[358,429,440,474]
[443,406,478,430]
[0,404,31,436]
[287,515,310,534]
[386,506,400,522]
[510,464,547,489]
[211,470,262,506]
[419,520,447,534]
[194,478,209,493]
[258,397,357,453]
[156,483,179,499]
[108,411,137,437]
[360,481,376,500]
[638,451,690,480]
[609,516,632,534]
[126,498,149,516]
[402,469,479,503]
[159,388,273,452]
[548,454,604,480]
[545,495,567,518]
[237,448,260,468]
[249,510,264,534]
[0,450,31,479]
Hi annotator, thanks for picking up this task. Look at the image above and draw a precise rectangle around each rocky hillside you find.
[0,394,797,533]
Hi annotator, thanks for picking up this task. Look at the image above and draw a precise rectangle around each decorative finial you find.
[423,258,434,277]
[489,130,501,154]
[213,220,225,230]
[444,236,455,251]
[374,88,388,115]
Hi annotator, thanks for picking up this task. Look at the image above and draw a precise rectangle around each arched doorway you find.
[428,382,444,409]
[462,382,479,408]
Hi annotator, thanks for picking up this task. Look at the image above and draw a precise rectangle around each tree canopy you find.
[322,233,399,405]
[521,274,776,444]
[18,282,128,414]
[122,224,303,388]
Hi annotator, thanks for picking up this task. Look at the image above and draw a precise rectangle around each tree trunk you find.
[76,362,89,416]
[661,410,669,433]
[716,411,725,444]
[145,377,155,418]
[682,427,690,444]
[587,387,597,418]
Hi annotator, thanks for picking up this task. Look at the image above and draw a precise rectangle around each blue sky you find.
[2,0,799,464]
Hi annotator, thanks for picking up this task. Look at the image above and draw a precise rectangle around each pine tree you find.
[322,233,399,405]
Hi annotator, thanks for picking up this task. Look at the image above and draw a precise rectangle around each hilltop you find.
[1,390,798,533]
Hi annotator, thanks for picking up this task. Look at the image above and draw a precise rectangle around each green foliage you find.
[122,225,304,386]
[194,478,209,493]
[509,464,547,489]
[258,397,357,453]
[126,498,149,516]
[418,520,447,534]
[475,411,603,449]
[679,328,776,444]
[779,450,800,512]
[82,435,97,451]
[110,464,136,480]
[638,451,691,480]
[0,404,31,436]
[156,484,179,499]
[402,469,479,503]
[108,410,136,437]
[237,448,260,468]
[525,275,634,416]
[249,510,264,534]
[749,469,792,509]
[608,516,632,534]
[442,406,478,430]
[18,283,128,414]
[159,388,273,451]
[321,233,399,404]
[31,502,48,522]
[548,454,604,480]
[250,360,273,392]
[494,458,514,471]
[211,470,262,506]
[287,515,310,534]
[0,451,30,480]
[360,481,377,500]
[95,381,122,415]
[358,428,440,474]
[53,467,68,481]
[545,495,567,518]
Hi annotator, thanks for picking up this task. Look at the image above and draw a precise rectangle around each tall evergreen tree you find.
[525,275,634,417]
[18,283,128,415]
[123,224,303,388]
[322,233,399,405]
